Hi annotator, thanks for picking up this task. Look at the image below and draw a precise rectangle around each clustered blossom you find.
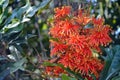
[46,6,112,79]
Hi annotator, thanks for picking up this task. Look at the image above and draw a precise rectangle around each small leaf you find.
[9,58,27,73]
[42,24,48,30]
[43,61,56,66]
[61,74,70,80]
[0,68,10,80]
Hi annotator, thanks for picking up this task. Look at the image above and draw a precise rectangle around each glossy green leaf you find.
[4,0,30,25]
[0,0,9,25]
[26,0,51,17]
[2,23,23,34]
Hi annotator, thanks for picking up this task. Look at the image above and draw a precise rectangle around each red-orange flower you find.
[50,20,79,39]
[67,35,92,56]
[45,66,64,76]
[89,25,112,47]
[45,6,112,80]
[54,6,71,19]
[59,52,103,78]
[50,41,68,57]
[74,9,91,25]
[92,17,104,26]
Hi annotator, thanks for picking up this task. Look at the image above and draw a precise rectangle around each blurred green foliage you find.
[0,0,51,80]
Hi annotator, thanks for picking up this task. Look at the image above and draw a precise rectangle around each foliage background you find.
[0,0,120,80]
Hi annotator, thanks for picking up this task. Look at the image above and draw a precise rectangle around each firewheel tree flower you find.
[45,6,112,80]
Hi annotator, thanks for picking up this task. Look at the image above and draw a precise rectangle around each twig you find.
[24,69,44,79]
[35,22,47,60]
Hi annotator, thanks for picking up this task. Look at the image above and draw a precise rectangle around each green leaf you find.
[43,61,56,66]
[9,58,27,73]
[65,68,83,80]
[3,8,18,25]
[100,45,120,80]
[12,44,23,53]
[99,47,113,80]
[108,46,120,73]
[0,58,26,74]
[2,0,9,8]
[4,0,30,25]
[11,37,27,44]
[99,59,112,80]
[0,0,4,5]
[112,76,120,80]
[43,61,83,80]
[0,0,9,25]
[0,68,10,80]
[2,23,24,34]
[26,34,37,39]
[61,74,70,80]
[42,24,48,30]
[26,0,51,17]
[0,0,9,8]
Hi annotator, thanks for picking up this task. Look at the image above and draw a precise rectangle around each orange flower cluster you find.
[46,6,112,79]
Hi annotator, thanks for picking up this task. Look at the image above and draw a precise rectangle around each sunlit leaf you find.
[2,0,9,8]
[4,0,30,25]
[61,74,70,80]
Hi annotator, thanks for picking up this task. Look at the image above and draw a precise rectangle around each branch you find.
[35,22,47,60]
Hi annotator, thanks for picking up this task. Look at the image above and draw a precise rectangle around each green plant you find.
[0,0,51,80]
